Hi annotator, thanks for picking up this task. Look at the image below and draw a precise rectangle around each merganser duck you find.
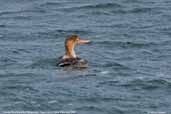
[57,35,90,67]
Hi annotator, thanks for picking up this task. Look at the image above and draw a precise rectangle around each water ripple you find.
[121,79,171,90]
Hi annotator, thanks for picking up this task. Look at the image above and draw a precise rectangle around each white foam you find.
[100,71,109,74]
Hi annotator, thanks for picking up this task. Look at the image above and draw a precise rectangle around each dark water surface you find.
[0,0,171,114]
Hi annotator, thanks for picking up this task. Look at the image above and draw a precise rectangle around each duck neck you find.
[64,45,77,59]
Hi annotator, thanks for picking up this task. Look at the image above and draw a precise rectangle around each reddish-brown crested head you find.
[65,35,90,46]
[63,35,90,59]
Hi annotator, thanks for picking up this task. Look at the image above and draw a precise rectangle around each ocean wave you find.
[0,57,16,65]
[77,3,122,9]
[94,40,158,49]
[98,80,120,86]
[129,7,153,13]
[54,29,93,35]
[40,2,63,7]
[76,105,104,112]
[27,58,57,69]
[121,79,171,90]
[0,24,6,28]
[2,85,38,92]
[111,7,162,14]
[0,9,45,17]
[59,2,123,12]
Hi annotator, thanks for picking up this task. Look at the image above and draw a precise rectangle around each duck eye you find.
[76,38,79,41]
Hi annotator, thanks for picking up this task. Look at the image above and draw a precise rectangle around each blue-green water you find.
[0,0,171,114]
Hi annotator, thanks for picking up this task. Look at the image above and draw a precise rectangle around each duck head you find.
[63,35,90,59]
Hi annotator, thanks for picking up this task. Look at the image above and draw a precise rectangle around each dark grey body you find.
[57,57,88,68]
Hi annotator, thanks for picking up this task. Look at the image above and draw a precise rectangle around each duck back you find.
[57,57,88,68]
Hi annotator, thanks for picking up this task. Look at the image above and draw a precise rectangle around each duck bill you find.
[78,38,90,44]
